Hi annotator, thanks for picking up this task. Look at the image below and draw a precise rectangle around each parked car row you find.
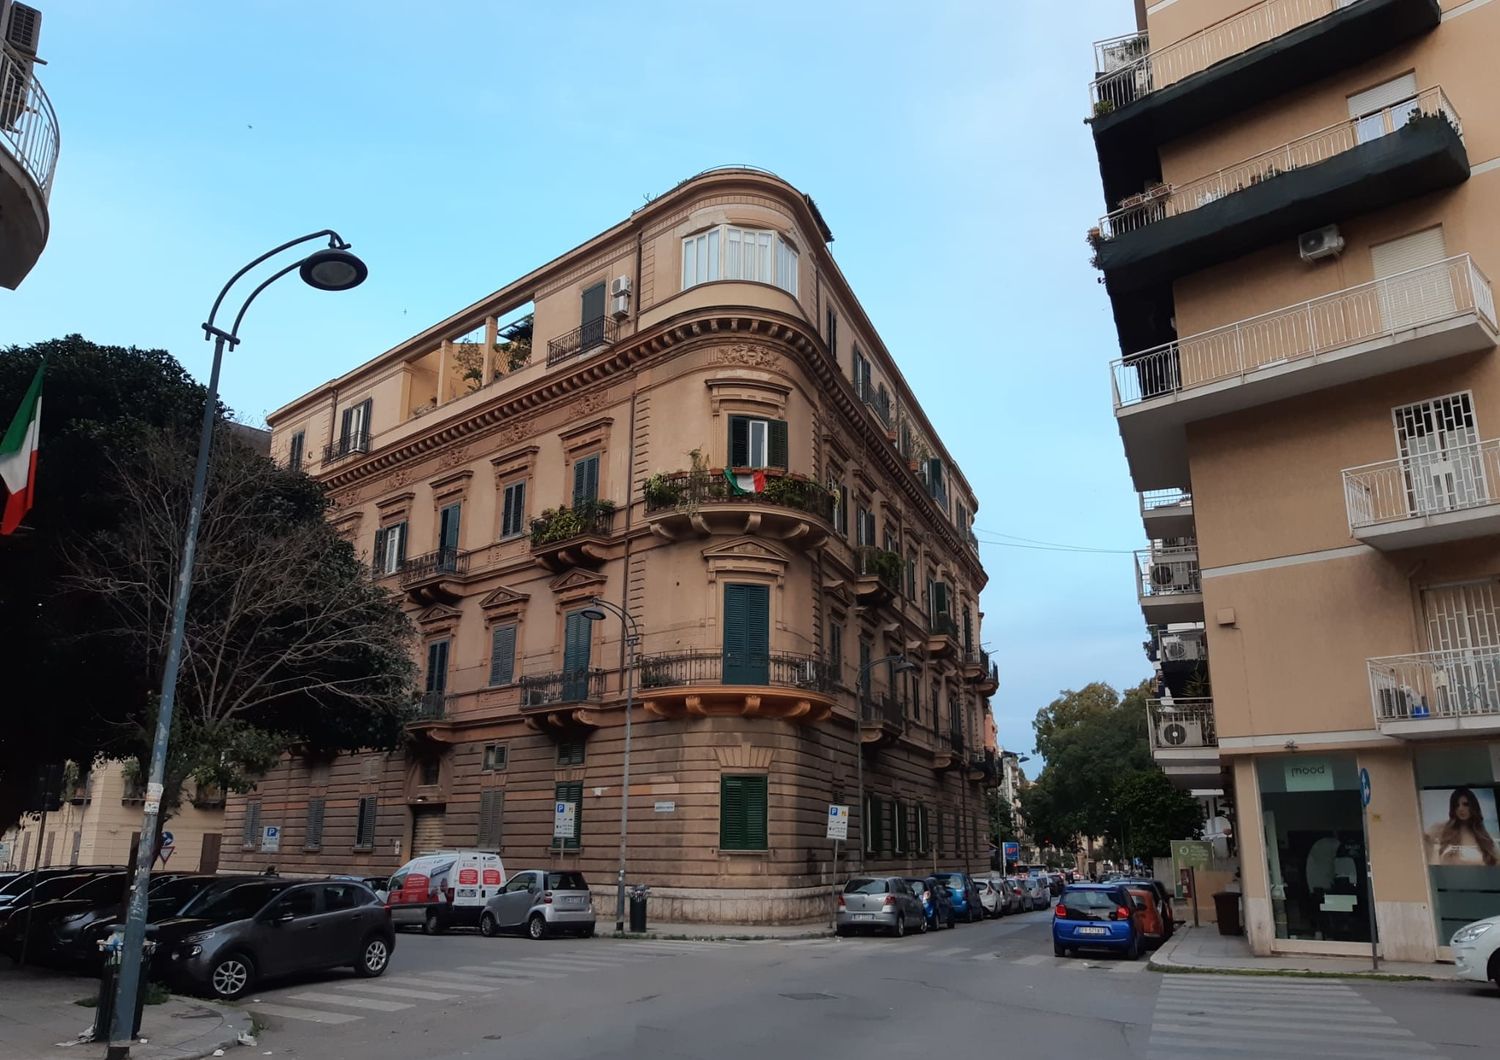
[1052,879,1176,961]
[836,870,1053,937]
[381,851,596,940]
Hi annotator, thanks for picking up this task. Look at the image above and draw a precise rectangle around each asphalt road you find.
[208,909,1495,1059]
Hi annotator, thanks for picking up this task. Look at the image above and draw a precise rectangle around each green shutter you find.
[426,640,449,694]
[572,455,600,507]
[373,526,386,570]
[242,801,261,848]
[477,790,503,849]
[721,775,767,851]
[562,612,593,701]
[768,420,788,469]
[304,797,325,850]
[489,625,516,686]
[745,775,768,849]
[729,416,750,468]
[722,584,769,684]
[439,503,462,552]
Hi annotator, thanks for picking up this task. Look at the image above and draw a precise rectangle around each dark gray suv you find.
[160,879,394,999]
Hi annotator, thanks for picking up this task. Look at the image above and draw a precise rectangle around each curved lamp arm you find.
[858,653,913,694]
[586,596,642,641]
[203,228,349,346]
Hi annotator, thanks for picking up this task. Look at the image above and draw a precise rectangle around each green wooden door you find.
[562,611,592,701]
[722,583,769,685]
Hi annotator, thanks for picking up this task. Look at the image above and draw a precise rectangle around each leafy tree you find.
[1110,770,1204,861]
[985,788,1017,845]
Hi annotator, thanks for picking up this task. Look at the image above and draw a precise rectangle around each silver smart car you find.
[479,870,596,940]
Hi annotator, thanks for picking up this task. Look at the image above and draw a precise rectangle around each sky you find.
[0,0,1152,767]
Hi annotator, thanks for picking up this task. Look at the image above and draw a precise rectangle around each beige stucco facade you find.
[1093,0,1500,962]
[218,168,997,923]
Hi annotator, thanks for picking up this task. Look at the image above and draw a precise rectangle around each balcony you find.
[406,691,452,739]
[1136,546,1203,624]
[636,649,835,723]
[399,546,473,604]
[322,431,371,467]
[926,614,961,660]
[1147,698,1221,786]
[1368,648,1500,738]
[1094,87,1467,292]
[1141,489,1195,539]
[546,318,619,368]
[1344,439,1500,550]
[0,43,59,289]
[643,469,834,550]
[859,692,906,746]
[1113,256,1498,490]
[932,728,966,771]
[517,668,607,733]
[1088,0,1440,155]
[967,750,997,783]
[529,501,616,572]
[852,546,902,605]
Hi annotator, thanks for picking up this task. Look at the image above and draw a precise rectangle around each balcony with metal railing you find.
[1112,256,1498,490]
[322,430,372,466]
[926,613,961,659]
[516,668,607,734]
[635,649,835,723]
[859,691,906,745]
[1141,488,1194,539]
[1135,546,1203,624]
[1343,439,1500,550]
[398,546,473,603]
[853,545,902,605]
[1368,648,1500,738]
[1087,0,1440,151]
[1094,86,1466,291]
[408,691,449,729]
[642,468,834,549]
[529,501,616,572]
[1147,698,1221,785]
[546,317,619,367]
[0,43,59,289]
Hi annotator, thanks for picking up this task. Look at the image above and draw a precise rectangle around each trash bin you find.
[628,885,650,933]
[93,933,155,1042]
[1213,891,1243,936]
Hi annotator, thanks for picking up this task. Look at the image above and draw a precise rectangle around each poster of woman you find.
[1421,786,1500,867]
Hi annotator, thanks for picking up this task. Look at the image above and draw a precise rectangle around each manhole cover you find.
[779,992,837,1001]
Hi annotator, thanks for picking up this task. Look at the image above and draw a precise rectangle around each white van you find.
[386,850,506,933]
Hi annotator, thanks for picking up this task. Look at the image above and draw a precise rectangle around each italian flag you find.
[724,467,766,496]
[1,363,42,535]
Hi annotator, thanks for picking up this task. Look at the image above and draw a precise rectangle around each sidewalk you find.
[618,920,833,940]
[1150,924,1459,981]
[0,963,251,1060]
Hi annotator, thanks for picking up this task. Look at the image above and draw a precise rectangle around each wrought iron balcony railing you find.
[518,668,606,707]
[411,690,448,721]
[546,317,619,367]
[0,43,59,202]
[1343,438,1500,531]
[636,650,833,693]
[322,430,372,465]
[1147,698,1218,750]
[859,691,906,730]
[529,501,616,548]
[1112,256,1496,408]
[642,469,835,523]
[929,613,959,638]
[399,546,470,584]
[854,546,903,594]
[1368,647,1500,723]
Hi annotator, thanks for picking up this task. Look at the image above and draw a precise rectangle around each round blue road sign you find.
[1359,767,1372,808]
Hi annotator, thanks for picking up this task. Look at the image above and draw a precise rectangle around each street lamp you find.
[580,597,640,935]
[854,654,917,872]
[107,231,366,1059]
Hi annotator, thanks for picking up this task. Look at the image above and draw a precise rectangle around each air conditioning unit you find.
[1156,718,1204,748]
[1298,225,1345,263]
[3,2,41,53]
[1160,634,1204,662]
[0,2,40,132]
[523,687,548,708]
[609,275,631,319]
[1149,563,1194,590]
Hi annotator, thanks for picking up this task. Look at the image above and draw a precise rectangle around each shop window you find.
[1414,746,1500,944]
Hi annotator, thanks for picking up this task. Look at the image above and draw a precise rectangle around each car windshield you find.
[0,872,37,897]
[902,879,927,890]
[844,878,888,894]
[31,875,89,902]
[547,872,587,890]
[63,873,126,903]
[931,874,963,886]
[189,881,285,921]
[1063,889,1122,909]
[149,877,212,907]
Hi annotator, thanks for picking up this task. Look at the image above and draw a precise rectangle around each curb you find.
[612,929,834,942]
[142,997,252,1060]
[1147,930,1442,983]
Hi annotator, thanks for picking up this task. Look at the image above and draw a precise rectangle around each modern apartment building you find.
[1088,0,1500,963]
[218,167,997,923]
[0,2,56,288]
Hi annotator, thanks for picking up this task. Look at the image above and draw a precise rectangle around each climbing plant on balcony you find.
[530,499,616,546]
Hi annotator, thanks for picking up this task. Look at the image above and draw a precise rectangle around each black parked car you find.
[0,871,129,961]
[54,874,236,970]
[159,878,394,999]
[0,869,123,932]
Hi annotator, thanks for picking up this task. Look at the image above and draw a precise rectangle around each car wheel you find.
[580,925,596,939]
[527,914,548,941]
[835,926,851,938]
[1488,951,1499,989]
[971,905,982,924]
[423,910,446,936]
[918,913,929,934]
[1054,943,1068,958]
[893,914,906,938]
[208,952,255,1000]
[355,935,390,978]
[479,913,499,938]
[1126,932,1141,962]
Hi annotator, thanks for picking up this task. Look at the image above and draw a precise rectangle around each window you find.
[722,583,770,685]
[482,744,508,772]
[438,502,462,560]
[728,415,788,470]
[864,793,881,855]
[572,454,600,508]
[682,225,797,296]
[287,430,305,469]
[910,672,921,722]
[323,883,368,911]
[899,421,912,458]
[825,307,838,354]
[501,481,527,537]
[477,789,504,849]
[837,485,849,537]
[858,637,872,694]
[355,795,378,849]
[906,550,917,599]
[552,782,582,850]
[893,799,909,855]
[270,887,319,920]
[304,797,325,851]
[720,775,769,851]
[1348,72,1419,144]
[557,740,586,766]
[488,625,516,686]
[853,350,871,400]
[916,804,931,855]
[1391,393,1481,517]
[241,800,262,849]
[420,759,440,785]
[828,623,843,688]
[955,501,969,533]
[339,398,372,454]
[425,640,450,696]
[373,521,407,576]
[926,457,947,505]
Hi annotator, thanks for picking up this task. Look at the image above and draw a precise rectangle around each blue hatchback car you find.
[1053,884,1144,959]
[931,872,983,924]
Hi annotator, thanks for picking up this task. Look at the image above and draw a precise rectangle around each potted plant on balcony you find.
[639,658,680,689]
[643,472,686,509]
[868,548,903,591]
[530,500,617,546]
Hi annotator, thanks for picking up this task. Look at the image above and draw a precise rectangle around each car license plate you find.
[1076,926,1108,936]
[457,888,477,898]
[854,913,875,921]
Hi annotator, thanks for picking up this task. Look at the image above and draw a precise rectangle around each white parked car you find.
[1451,914,1500,989]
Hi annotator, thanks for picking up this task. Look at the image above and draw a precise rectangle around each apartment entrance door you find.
[1394,393,1486,517]
[1422,581,1500,716]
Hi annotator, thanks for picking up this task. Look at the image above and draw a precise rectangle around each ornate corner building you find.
[218,168,997,923]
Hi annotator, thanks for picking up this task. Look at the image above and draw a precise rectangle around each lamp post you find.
[579,596,640,935]
[854,654,917,872]
[107,232,367,1059]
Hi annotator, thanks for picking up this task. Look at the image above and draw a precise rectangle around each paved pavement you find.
[1152,924,1460,979]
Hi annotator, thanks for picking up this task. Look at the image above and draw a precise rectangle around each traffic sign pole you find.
[1359,767,1379,971]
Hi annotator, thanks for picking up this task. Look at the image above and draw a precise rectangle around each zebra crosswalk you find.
[1147,975,1443,1059]
[767,935,1150,971]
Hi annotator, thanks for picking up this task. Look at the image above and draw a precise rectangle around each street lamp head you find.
[892,657,918,674]
[298,247,369,292]
[579,608,608,622]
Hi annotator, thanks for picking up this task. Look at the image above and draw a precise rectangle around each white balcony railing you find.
[1141,488,1192,513]
[1111,256,1498,409]
[1090,0,1359,113]
[1343,438,1500,531]
[1136,545,1201,599]
[1369,647,1500,723]
[1099,86,1460,239]
[0,44,59,202]
[1148,698,1218,751]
